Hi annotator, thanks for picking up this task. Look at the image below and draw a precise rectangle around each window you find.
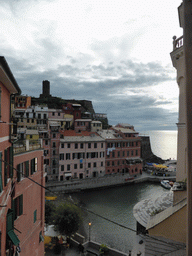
[101,162,103,167]
[27,119,29,123]
[75,143,78,149]
[80,163,83,169]
[67,143,70,148]
[66,153,70,160]
[34,210,37,223]
[112,161,114,166]
[58,112,60,116]
[112,152,115,158]
[60,153,64,160]
[44,159,49,165]
[67,165,70,171]
[32,119,34,123]
[101,143,103,148]
[13,194,23,220]
[52,112,55,116]
[80,143,84,149]
[61,143,64,148]
[30,135,33,139]
[53,133,56,138]
[93,162,97,167]
[61,165,64,172]
[17,163,24,182]
[118,151,120,157]
[31,158,37,175]
[74,164,77,169]
[123,151,125,157]
[88,163,91,168]
[45,140,48,146]
[53,142,56,148]
[107,161,110,166]
[136,150,138,156]
[131,150,134,156]
[94,143,97,148]
[38,114,41,119]
[88,143,91,148]
[127,151,129,156]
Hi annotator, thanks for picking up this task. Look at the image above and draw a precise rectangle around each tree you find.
[54,203,82,237]
[45,201,56,224]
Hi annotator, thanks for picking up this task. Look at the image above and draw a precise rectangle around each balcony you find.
[170,35,184,68]
[13,140,42,154]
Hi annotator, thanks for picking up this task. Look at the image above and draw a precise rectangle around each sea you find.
[141,130,177,160]
[71,130,178,253]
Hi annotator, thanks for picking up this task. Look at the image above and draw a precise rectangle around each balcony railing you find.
[173,35,183,50]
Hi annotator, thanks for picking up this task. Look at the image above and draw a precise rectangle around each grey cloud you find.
[6,56,177,131]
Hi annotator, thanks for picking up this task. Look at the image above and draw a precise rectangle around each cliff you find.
[140,136,164,164]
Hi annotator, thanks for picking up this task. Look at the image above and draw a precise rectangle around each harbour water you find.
[71,130,177,253]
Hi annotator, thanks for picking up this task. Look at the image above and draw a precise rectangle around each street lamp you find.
[88,222,91,242]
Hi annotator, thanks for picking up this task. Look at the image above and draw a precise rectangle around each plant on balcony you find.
[99,244,109,255]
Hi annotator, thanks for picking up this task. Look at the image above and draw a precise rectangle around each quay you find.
[46,171,176,193]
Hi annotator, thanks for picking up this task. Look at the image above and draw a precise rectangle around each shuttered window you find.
[25,161,29,177]
[4,149,8,186]
[0,152,2,192]
[31,158,35,175]
[17,164,21,182]
[9,146,13,178]
[34,209,37,223]
[13,194,23,220]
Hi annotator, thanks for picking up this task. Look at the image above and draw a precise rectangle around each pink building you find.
[74,119,92,132]
[98,126,142,175]
[59,130,105,180]
[0,57,44,256]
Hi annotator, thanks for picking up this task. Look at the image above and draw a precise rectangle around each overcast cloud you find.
[1,0,182,131]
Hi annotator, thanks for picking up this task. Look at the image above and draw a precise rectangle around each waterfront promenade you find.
[46,170,176,193]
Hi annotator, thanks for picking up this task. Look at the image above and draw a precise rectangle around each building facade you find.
[58,130,105,181]
[0,57,45,256]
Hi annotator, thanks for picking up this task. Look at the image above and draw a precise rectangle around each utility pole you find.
[183,0,192,255]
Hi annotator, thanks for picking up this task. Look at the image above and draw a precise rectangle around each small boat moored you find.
[45,196,57,201]
[161,180,171,189]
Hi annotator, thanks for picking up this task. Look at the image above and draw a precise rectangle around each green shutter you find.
[0,152,2,192]
[9,146,13,178]
[7,230,20,246]
[12,198,17,220]
[34,210,36,223]
[17,164,21,182]
[6,209,14,233]
[19,195,23,216]
[4,149,7,186]
[25,161,29,177]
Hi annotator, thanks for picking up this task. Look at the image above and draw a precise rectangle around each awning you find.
[8,230,20,246]
[64,173,72,177]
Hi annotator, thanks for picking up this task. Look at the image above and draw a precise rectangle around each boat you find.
[45,196,57,201]
[161,180,171,189]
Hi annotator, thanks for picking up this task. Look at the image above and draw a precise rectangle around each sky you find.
[1,0,183,131]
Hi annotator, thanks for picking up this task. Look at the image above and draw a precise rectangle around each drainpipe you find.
[183,0,192,255]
